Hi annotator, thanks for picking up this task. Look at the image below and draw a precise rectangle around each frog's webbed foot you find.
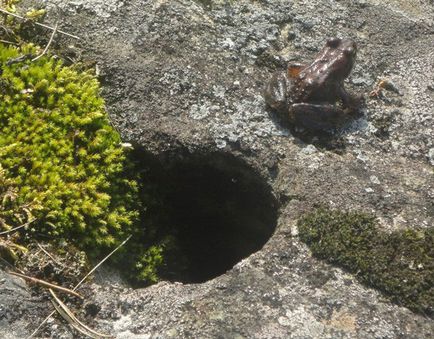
[290,103,350,131]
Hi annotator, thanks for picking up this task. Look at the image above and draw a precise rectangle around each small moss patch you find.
[298,208,434,316]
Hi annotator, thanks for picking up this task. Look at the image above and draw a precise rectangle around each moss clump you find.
[298,208,434,316]
[0,43,168,282]
[0,163,39,231]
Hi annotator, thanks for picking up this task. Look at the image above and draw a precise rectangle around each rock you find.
[5,0,434,338]
[0,270,48,339]
[429,148,434,166]
[370,175,381,185]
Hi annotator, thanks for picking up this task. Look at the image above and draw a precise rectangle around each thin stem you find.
[0,218,36,235]
[27,235,132,338]
[32,22,58,61]
[0,8,80,40]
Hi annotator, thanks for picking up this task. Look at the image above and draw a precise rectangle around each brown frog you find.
[264,37,359,130]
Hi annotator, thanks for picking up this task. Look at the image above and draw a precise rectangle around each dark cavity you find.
[133,149,278,284]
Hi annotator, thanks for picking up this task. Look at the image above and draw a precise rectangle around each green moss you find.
[0,163,38,231]
[298,208,434,316]
[0,43,162,283]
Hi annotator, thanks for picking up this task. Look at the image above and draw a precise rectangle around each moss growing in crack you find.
[298,208,434,316]
[0,43,163,283]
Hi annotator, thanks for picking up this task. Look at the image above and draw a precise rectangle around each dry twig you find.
[37,242,60,265]
[0,218,36,235]
[8,271,83,299]
[50,289,113,338]
[32,21,58,61]
[75,234,132,287]
[0,39,17,45]
[0,256,22,271]
[28,235,132,338]
[0,8,80,40]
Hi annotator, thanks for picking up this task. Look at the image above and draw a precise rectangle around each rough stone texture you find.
[0,270,47,339]
[2,0,434,338]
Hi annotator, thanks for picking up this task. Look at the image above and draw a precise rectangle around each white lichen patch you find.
[44,0,126,18]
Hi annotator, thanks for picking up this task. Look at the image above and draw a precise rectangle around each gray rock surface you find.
[0,270,47,339]
[2,0,434,337]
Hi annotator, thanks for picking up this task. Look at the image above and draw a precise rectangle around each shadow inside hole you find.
[134,149,278,284]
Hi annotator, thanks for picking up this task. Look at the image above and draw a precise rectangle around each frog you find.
[264,37,360,131]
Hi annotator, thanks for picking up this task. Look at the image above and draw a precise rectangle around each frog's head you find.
[320,37,357,82]
[298,38,357,91]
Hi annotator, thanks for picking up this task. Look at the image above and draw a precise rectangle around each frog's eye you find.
[344,47,356,56]
[326,37,341,48]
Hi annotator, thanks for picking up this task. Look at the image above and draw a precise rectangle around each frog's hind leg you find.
[290,103,347,131]
[263,70,291,112]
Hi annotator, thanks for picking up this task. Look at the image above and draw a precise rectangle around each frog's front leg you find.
[289,103,347,131]
[337,84,362,110]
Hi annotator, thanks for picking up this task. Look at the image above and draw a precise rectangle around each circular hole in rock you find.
[134,149,278,284]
